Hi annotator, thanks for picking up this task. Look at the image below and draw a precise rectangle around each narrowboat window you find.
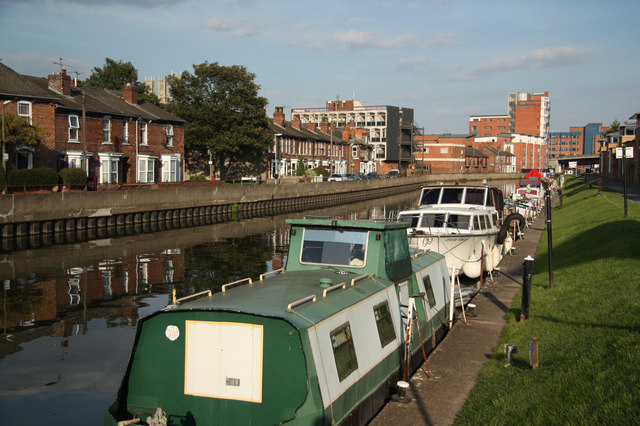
[422,213,445,228]
[420,188,441,205]
[422,275,436,307]
[300,228,367,267]
[398,213,420,228]
[330,323,358,381]
[465,188,485,205]
[492,212,499,226]
[373,302,395,348]
[447,214,470,230]
[440,188,464,204]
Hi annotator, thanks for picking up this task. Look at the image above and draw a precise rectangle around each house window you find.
[102,116,111,143]
[138,156,156,183]
[68,115,80,142]
[161,154,180,182]
[440,147,448,154]
[165,124,174,147]
[98,153,121,184]
[330,323,358,381]
[373,302,395,348]
[140,122,148,146]
[17,101,32,124]
[66,151,88,172]
[352,145,358,158]
[122,120,129,144]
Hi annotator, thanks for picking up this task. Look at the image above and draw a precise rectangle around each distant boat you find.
[397,184,517,279]
[105,218,455,426]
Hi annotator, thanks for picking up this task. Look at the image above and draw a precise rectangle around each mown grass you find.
[455,177,640,425]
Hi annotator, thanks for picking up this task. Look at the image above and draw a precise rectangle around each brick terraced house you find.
[0,62,184,188]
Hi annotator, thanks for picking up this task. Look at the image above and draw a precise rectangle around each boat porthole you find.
[165,325,180,341]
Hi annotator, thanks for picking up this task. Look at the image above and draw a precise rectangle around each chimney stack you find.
[292,115,301,130]
[273,106,285,127]
[122,82,138,104]
[48,69,72,95]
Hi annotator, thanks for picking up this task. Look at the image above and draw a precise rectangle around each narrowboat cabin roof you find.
[166,218,443,329]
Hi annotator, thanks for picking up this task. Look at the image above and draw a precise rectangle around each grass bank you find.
[455,177,640,425]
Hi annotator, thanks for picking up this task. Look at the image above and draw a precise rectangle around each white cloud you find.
[201,16,266,37]
[452,47,592,80]
[331,30,455,51]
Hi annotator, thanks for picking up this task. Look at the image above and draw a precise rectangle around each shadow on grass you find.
[535,315,640,334]
[538,220,640,271]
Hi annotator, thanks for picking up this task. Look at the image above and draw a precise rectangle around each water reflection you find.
[0,181,516,425]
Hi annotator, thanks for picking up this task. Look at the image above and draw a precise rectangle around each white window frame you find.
[440,147,449,154]
[68,115,80,142]
[165,124,174,147]
[161,154,181,182]
[137,155,156,183]
[98,152,122,184]
[66,150,90,173]
[122,120,129,144]
[140,122,148,146]
[17,101,32,124]
[102,116,111,144]
[352,145,358,158]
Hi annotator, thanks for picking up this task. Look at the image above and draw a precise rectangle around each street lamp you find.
[1,100,10,194]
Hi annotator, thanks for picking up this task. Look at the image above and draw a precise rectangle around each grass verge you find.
[455,177,640,425]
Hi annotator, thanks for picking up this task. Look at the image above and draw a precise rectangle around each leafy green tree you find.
[2,113,46,148]
[84,57,160,105]
[295,156,306,176]
[85,57,138,90]
[605,119,620,135]
[168,61,271,180]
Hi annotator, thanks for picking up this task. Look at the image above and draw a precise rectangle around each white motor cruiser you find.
[397,184,520,279]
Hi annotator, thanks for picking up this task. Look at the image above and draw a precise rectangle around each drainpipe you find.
[135,119,139,182]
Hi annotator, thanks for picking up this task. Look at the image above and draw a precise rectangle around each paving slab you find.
[370,210,548,426]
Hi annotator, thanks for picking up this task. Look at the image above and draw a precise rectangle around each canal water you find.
[0,181,517,425]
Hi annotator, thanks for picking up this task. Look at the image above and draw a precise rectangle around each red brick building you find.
[413,134,470,174]
[269,107,373,178]
[0,62,185,187]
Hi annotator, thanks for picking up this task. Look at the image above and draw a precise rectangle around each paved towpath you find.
[370,210,548,426]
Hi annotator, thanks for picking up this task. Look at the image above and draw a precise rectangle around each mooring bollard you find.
[391,380,412,403]
[521,256,533,321]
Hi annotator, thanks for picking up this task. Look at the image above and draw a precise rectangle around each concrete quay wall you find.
[0,173,517,241]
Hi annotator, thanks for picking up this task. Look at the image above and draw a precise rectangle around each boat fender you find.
[462,259,481,279]
[497,213,525,244]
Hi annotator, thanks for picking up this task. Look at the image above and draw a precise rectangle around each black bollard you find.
[521,256,533,321]
[546,191,554,288]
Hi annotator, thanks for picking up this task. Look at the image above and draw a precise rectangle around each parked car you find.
[387,169,400,178]
[328,173,348,181]
[365,172,380,179]
[346,173,358,181]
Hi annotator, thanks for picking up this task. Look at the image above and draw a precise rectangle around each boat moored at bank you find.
[105,218,453,425]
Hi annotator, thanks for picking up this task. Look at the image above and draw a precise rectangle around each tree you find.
[2,113,46,148]
[84,58,160,105]
[168,61,271,180]
[85,57,138,90]
[605,119,620,135]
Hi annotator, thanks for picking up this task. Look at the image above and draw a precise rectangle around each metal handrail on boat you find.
[350,274,371,286]
[260,268,284,281]
[322,282,346,297]
[287,295,317,311]
[172,289,212,305]
[221,277,253,293]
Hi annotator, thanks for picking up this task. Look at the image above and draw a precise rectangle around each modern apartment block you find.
[469,114,510,137]
[509,91,550,140]
[291,99,414,174]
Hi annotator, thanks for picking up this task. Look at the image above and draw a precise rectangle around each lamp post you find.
[1,100,10,194]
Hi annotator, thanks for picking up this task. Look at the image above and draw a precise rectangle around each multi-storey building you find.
[0,63,184,187]
[509,91,550,141]
[549,127,583,157]
[469,114,510,137]
[291,99,414,175]
[413,134,470,174]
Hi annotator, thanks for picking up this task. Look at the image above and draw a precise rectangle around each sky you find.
[1,0,638,134]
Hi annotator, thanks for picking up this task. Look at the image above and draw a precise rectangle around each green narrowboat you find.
[105,218,453,425]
